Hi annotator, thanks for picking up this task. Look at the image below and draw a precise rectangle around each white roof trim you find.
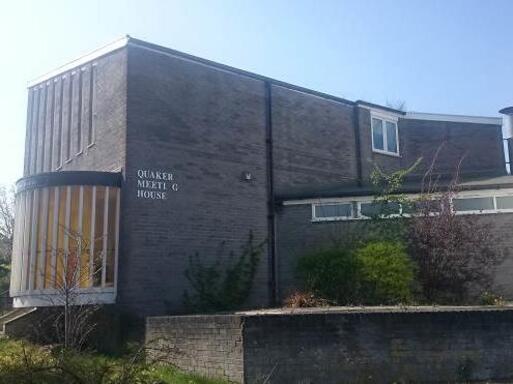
[404,112,502,126]
[27,35,130,87]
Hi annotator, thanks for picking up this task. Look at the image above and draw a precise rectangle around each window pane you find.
[386,121,398,153]
[93,186,105,287]
[372,118,384,150]
[361,201,400,217]
[497,196,513,209]
[453,197,494,212]
[81,186,93,288]
[402,199,441,214]
[315,203,352,218]
[106,188,117,286]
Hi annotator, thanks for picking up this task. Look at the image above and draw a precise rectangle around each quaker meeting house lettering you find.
[136,169,178,200]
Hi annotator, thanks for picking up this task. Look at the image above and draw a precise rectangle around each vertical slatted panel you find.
[76,69,84,154]
[101,187,109,287]
[50,187,60,288]
[70,71,79,158]
[28,189,39,291]
[35,188,49,289]
[55,77,64,169]
[24,90,34,176]
[9,194,23,293]
[62,74,72,164]
[44,81,55,172]
[36,86,47,174]
[89,186,96,287]
[44,187,56,288]
[113,188,120,290]
[19,192,30,292]
[30,88,40,175]
[88,64,96,147]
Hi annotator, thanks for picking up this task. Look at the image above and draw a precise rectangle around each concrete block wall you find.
[146,307,513,384]
[146,315,244,383]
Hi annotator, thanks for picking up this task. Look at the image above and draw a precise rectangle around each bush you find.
[297,248,360,305]
[296,241,415,305]
[354,241,415,305]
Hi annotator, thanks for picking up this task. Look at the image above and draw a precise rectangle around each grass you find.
[0,338,229,384]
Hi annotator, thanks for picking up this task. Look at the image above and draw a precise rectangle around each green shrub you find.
[297,248,360,305]
[355,241,414,305]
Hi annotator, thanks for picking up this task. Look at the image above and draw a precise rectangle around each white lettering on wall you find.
[136,169,179,200]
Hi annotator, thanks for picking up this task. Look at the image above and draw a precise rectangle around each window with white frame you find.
[312,202,353,221]
[306,189,513,222]
[371,115,399,155]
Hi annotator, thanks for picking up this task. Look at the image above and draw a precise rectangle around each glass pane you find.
[386,121,398,153]
[44,188,55,288]
[106,188,117,286]
[93,186,105,287]
[81,186,93,288]
[402,199,441,214]
[372,118,384,150]
[35,189,48,289]
[497,196,513,210]
[315,203,352,218]
[361,201,400,217]
[55,187,68,288]
[453,197,494,212]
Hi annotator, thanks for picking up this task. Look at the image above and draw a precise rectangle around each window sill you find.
[372,148,401,158]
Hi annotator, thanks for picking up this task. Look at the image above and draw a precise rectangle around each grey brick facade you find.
[15,37,511,318]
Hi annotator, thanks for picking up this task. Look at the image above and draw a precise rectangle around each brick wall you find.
[145,315,244,383]
[119,44,270,316]
[271,86,359,196]
[358,112,506,183]
[146,307,513,384]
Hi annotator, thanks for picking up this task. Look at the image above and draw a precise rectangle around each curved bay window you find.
[10,171,122,307]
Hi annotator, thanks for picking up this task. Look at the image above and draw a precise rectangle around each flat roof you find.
[28,36,502,124]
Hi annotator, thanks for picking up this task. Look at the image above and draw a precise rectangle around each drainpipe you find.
[353,105,363,187]
[265,82,277,306]
[499,106,513,174]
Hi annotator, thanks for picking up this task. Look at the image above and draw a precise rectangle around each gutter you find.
[265,82,277,306]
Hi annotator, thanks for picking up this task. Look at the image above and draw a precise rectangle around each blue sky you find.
[1,0,512,186]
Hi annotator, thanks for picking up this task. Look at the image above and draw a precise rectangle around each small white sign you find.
[136,169,178,200]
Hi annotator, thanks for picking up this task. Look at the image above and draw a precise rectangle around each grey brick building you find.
[9,36,513,318]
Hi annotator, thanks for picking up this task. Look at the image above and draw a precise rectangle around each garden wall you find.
[146,306,513,384]
[145,315,244,383]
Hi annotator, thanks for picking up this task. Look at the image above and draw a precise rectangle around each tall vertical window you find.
[371,116,399,155]
[10,172,121,307]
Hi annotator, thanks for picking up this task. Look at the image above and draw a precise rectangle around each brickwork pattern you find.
[146,308,513,383]
[145,315,244,383]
